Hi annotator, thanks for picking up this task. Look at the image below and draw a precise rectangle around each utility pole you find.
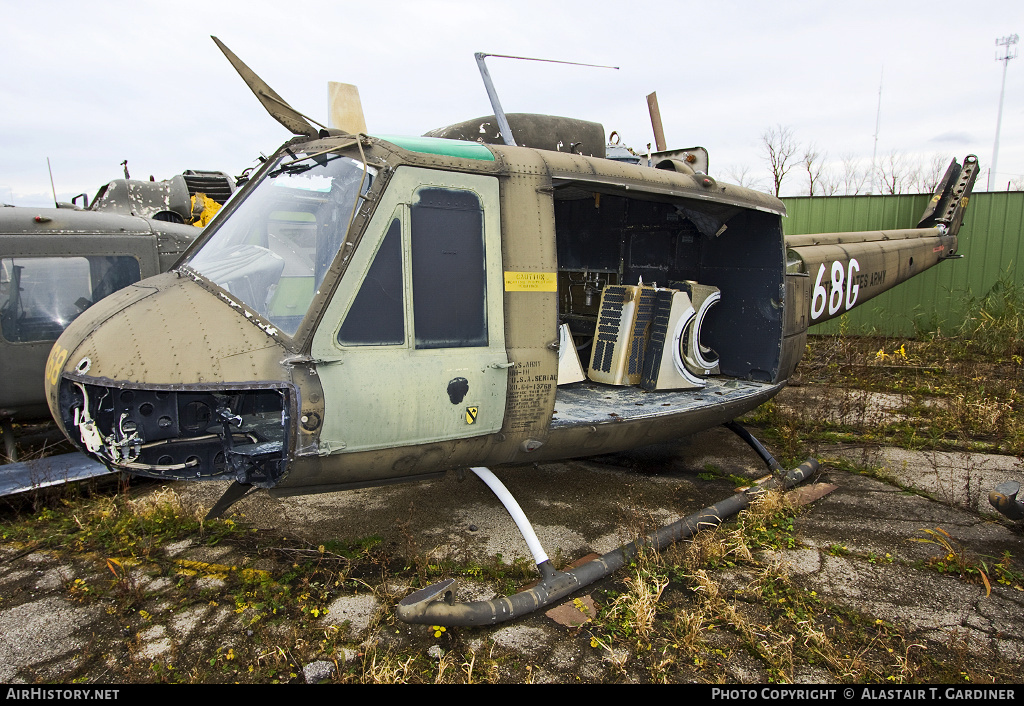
[989,34,1018,191]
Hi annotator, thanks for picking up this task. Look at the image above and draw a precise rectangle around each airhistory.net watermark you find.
[5,689,119,700]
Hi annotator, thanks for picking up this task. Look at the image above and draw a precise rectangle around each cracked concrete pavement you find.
[1,421,1022,683]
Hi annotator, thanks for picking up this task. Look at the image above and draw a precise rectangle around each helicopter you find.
[43,38,979,625]
[0,168,237,462]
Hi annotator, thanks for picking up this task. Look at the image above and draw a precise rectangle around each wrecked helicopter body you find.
[0,169,236,461]
[1,207,199,461]
[43,39,979,625]
[44,130,979,507]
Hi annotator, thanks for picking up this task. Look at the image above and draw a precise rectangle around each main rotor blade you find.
[212,36,318,138]
[647,91,666,152]
[328,82,367,135]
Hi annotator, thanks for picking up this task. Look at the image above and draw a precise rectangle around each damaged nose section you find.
[58,376,292,487]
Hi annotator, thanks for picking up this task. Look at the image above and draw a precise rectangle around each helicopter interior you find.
[185,153,374,337]
[551,184,786,392]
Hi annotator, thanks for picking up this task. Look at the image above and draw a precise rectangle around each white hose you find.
[470,466,549,566]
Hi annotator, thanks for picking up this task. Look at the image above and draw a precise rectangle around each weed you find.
[588,548,670,657]
[956,273,1024,361]
[732,490,799,552]
[425,649,448,683]
[606,559,669,641]
[750,331,1023,455]
[104,556,146,607]
[989,551,1024,590]
[910,527,992,595]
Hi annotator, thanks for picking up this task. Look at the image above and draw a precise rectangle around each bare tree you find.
[803,144,840,196]
[723,164,764,190]
[761,124,798,197]
[819,169,841,196]
[803,144,824,196]
[913,153,953,194]
[839,153,869,195]
[876,150,917,195]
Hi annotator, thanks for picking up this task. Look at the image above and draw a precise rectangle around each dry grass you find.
[604,558,670,641]
[754,331,1024,457]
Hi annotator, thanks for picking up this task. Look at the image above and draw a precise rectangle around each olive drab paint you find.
[42,38,978,509]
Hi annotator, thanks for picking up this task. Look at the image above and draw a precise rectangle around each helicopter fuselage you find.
[44,133,971,495]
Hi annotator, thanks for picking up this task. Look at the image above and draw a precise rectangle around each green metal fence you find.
[781,192,1024,336]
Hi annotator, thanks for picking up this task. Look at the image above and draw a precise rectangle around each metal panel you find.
[781,192,1024,336]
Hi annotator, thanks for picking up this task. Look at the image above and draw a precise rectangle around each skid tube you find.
[397,425,819,626]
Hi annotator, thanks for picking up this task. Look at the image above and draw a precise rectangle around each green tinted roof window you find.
[374,135,495,161]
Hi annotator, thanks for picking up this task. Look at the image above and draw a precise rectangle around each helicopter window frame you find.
[336,216,405,347]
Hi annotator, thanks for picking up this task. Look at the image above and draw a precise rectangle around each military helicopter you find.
[44,38,978,625]
[0,168,237,462]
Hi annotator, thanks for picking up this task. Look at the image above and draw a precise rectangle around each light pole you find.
[989,34,1018,191]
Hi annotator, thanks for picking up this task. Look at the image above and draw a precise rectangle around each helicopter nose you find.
[45,273,296,485]
[48,272,286,389]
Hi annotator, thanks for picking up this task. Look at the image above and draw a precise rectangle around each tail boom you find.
[787,227,956,325]
[785,154,978,326]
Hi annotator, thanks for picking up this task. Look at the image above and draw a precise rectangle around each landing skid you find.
[989,481,1024,521]
[205,481,258,521]
[397,422,819,626]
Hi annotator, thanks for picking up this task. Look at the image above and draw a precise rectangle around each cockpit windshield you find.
[184,151,376,336]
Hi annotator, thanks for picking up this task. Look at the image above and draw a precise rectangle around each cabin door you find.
[310,167,508,454]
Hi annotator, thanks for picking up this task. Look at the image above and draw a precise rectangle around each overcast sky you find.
[1,0,1020,206]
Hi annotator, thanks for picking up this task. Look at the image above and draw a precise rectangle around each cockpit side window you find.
[1,255,141,343]
[337,218,404,346]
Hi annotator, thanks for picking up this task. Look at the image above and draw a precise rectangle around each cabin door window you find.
[410,188,487,349]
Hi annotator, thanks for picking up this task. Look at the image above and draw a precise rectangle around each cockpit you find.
[184,151,375,336]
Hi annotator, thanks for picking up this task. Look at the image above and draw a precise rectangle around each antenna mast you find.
[870,68,883,194]
[989,34,1018,191]
[46,158,57,207]
[474,53,619,147]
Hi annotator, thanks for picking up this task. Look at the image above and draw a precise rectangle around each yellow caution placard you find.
[504,271,557,292]
[465,406,479,425]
